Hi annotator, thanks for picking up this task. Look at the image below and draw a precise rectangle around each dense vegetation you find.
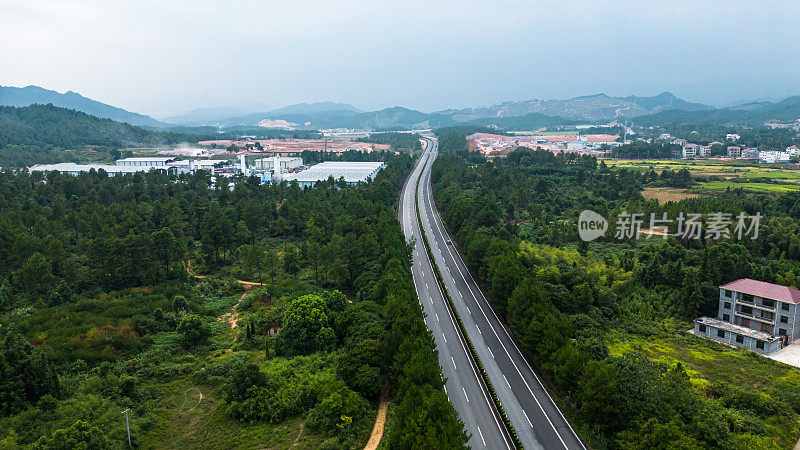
[214,127,322,139]
[0,104,216,167]
[431,128,800,448]
[610,141,681,159]
[0,153,467,448]
[355,132,422,153]
[633,96,800,127]
[659,124,799,151]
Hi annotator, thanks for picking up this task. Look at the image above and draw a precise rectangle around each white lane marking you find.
[462,387,470,403]
[425,181,572,450]
[415,142,514,450]
[477,324,481,334]
[435,313,439,321]
[442,332,447,343]
[504,375,510,388]
[523,410,533,428]
[425,282,429,290]
[488,347,495,359]
[451,357,457,370]
[467,306,471,315]
[477,427,486,446]
[443,385,447,394]
[430,297,433,304]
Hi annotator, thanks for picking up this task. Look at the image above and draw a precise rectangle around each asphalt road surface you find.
[402,137,586,449]
[399,140,512,449]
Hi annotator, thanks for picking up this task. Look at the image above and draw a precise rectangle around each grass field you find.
[608,326,800,449]
[604,159,800,179]
[605,159,800,195]
[743,170,800,180]
[139,379,329,449]
[697,181,800,192]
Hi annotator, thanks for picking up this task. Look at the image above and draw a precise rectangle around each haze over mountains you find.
[0,85,165,128]
[3,84,800,131]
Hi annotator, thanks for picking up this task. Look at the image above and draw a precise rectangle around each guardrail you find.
[414,145,523,449]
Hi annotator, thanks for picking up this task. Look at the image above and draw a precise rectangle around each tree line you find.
[0,151,468,447]
[430,127,800,448]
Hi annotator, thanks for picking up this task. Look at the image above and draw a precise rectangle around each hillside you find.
[0,85,165,127]
[0,104,211,167]
[633,95,800,126]
[166,102,362,127]
[268,101,361,115]
[160,93,722,131]
[464,112,576,130]
[0,104,202,149]
[437,92,711,122]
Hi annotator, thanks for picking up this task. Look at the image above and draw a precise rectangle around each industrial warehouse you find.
[282,161,385,188]
[28,156,385,187]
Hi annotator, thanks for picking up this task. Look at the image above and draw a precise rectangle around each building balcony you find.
[735,299,775,311]
[734,310,774,323]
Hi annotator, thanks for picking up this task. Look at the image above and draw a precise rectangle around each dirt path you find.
[178,387,204,416]
[185,260,261,329]
[364,383,390,450]
[291,423,305,447]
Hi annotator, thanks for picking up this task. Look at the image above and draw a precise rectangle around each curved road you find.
[403,137,586,449]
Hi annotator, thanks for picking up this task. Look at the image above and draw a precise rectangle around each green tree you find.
[0,333,60,417]
[177,315,210,347]
[33,420,109,450]
[306,387,368,434]
[0,279,12,311]
[238,244,267,285]
[385,385,469,449]
[280,294,335,355]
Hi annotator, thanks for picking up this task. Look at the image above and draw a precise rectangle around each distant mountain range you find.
[632,95,800,126]
[0,104,210,150]
[438,92,711,123]
[3,84,800,132]
[164,102,363,127]
[0,85,166,127]
[163,92,710,129]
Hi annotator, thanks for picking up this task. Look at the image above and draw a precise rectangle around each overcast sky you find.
[2,0,800,118]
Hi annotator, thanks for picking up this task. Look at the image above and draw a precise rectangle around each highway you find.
[403,137,586,449]
[399,139,512,449]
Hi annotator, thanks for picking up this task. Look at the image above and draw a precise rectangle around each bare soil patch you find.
[642,187,701,204]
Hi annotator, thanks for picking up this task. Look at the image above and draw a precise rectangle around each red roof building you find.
[720,278,800,304]
[694,278,800,354]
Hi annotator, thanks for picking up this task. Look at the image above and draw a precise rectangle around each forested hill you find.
[430,128,800,448]
[0,85,165,127]
[0,104,202,149]
[633,95,800,126]
[0,153,469,448]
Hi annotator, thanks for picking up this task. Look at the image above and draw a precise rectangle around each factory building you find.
[29,163,164,176]
[283,161,385,188]
[253,156,303,171]
[167,159,230,174]
[115,157,177,167]
[30,159,232,176]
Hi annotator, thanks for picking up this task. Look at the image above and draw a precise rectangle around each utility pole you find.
[121,408,132,447]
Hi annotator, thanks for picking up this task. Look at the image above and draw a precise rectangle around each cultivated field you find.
[606,158,800,193]
[697,181,800,192]
[642,187,701,203]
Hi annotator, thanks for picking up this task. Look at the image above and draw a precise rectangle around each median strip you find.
[414,149,524,450]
